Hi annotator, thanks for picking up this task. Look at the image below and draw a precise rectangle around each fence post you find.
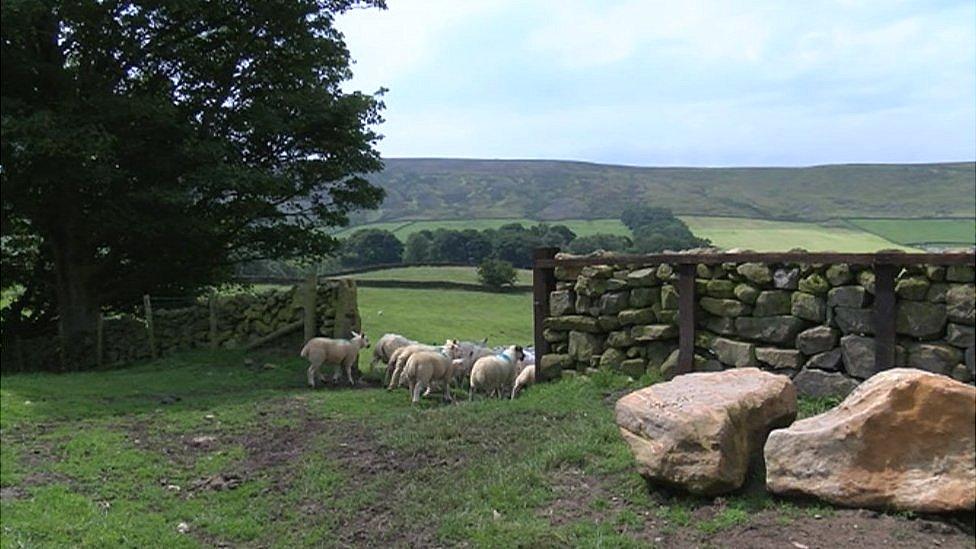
[303,274,317,343]
[873,263,897,372]
[143,294,158,359]
[533,247,559,381]
[96,312,104,367]
[676,262,697,378]
[209,291,218,349]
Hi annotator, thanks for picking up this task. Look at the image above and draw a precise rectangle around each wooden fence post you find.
[873,263,897,372]
[96,312,104,367]
[209,291,218,349]
[303,274,317,343]
[533,247,559,381]
[143,294,158,359]
[676,262,697,378]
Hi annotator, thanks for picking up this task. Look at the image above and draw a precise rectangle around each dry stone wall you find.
[2,279,359,372]
[540,257,975,397]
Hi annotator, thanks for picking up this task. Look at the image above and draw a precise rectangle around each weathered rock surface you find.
[615,368,796,495]
[544,315,600,333]
[737,263,773,285]
[795,326,839,355]
[906,343,964,375]
[806,348,843,371]
[735,316,807,345]
[549,290,575,316]
[895,301,947,339]
[840,335,879,379]
[632,324,677,341]
[755,347,803,370]
[700,297,750,317]
[765,368,976,513]
[946,323,975,349]
[711,337,757,367]
[773,268,800,290]
[734,283,760,304]
[834,307,875,335]
[753,291,791,317]
[618,308,656,326]
[946,284,975,325]
[568,331,603,361]
[827,286,867,308]
[792,367,859,398]
[791,292,826,323]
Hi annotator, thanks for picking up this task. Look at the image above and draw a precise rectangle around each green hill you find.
[356,159,975,222]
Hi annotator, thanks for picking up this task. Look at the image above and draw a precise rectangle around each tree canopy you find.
[1,0,388,365]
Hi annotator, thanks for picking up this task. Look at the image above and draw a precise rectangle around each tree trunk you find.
[49,232,100,370]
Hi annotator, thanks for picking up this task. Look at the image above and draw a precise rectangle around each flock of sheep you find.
[299,331,537,403]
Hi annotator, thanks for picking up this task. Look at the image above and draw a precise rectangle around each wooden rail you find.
[532,249,976,380]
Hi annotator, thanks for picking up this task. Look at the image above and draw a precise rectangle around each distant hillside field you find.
[334,218,630,239]
[341,266,532,285]
[846,218,976,247]
[354,158,976,222]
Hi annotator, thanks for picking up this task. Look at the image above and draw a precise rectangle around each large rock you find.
[660,285,679,309]
[735,316,807,345]
[702,315,737,336]
[895,276,930,301]
[705,279,737,299]
[627,268,658,287]
[798,273,830,295]
[825,264,853,286]
[629,287,658,308]
[615,369,796,495]
[606,330,635,348]
[796,326,839,355]
[600,347,626,370]
[793,367,859,398]
[765,369,976,513]
[753,291,791,317]
[895,301,947,338]
[700,297,750,317]
[946,284,975,325]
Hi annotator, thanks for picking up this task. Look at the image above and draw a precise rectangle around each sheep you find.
[300,331,370,388]
[511,364,536,399]
[371,333,414,378]
[387,340,457,390]
[469,345,525,400]
[402,341,463,404]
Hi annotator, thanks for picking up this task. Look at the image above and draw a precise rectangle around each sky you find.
[337,0,976,167]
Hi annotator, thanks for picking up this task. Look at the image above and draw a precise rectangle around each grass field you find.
[3,284,972,547]
[681,216,918,252]
[347,266,532,286]
[847,218,976,247]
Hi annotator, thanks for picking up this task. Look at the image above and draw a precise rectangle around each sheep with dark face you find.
[469,345,525,400]
[300,331,370,388]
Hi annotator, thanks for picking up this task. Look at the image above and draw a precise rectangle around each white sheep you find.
[372,333,414,375]
[403,342,463,404]
[469,345,525,400]
[387,341,455,390]
[511,364,536,399]
[300,331,370,388]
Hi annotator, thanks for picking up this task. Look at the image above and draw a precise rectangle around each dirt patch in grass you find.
[537,467,974,549]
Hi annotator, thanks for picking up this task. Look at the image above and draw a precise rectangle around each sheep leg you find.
[411,381,425,404]
[307,361,320,388]
[344,359,355,386]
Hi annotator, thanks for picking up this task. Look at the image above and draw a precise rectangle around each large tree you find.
[1,1,387,366]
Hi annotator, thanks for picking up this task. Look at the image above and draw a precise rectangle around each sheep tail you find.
[300,340,312,359]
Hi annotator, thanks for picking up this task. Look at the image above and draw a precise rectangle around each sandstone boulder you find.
[765,368,976,513]
[615,368,796,495]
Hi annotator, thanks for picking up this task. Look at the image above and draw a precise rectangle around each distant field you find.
[847,218,975,247]
[681,217,917,252]
[336,216,916,252]
[346,266,532,285]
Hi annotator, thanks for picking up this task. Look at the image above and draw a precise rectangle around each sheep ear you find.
[481,337,488,345]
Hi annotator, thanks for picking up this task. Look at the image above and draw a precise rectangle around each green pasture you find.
[681,216,917,252]
[346,266,532,286]
[847,218,975,247]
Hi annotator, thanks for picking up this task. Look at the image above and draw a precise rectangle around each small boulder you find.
[791,292,826,323]
[946,284,975,326]
[765,368,976,513]
[735,316,808,345]
[799,273,830,295]
[773,268,800,290]
[615,368,796,495]
[700,297,751,318]
[549,290,575,316]
[825,264,853,286]
[632,324,678,341]
[737,263,773,286]
[734,283,760,304]
[711,337,757,367]
[895,301,947,338]
[806,348,843,371]
[755,347,803,370]
[753,291,792,317]
[827,286,868,308]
